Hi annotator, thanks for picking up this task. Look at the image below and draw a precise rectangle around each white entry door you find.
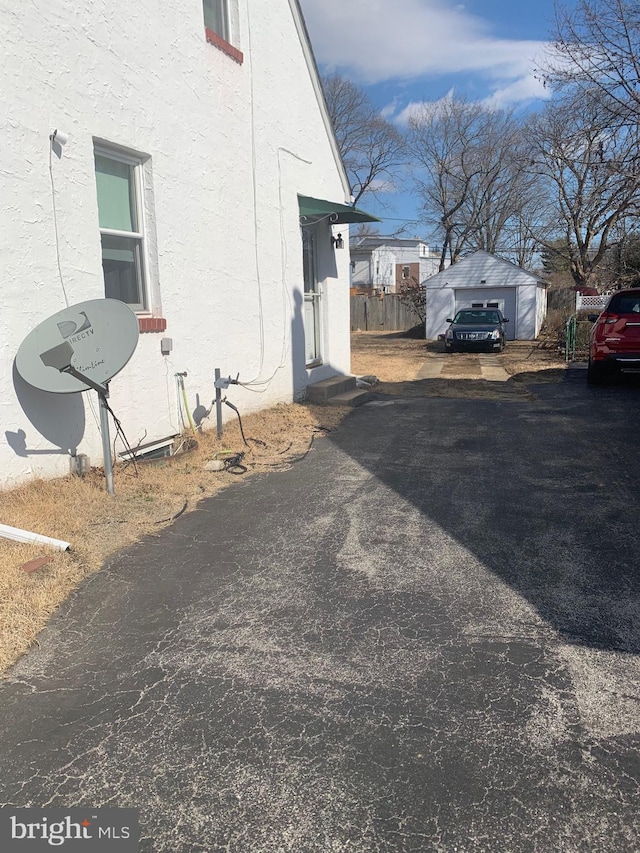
[302,228,322,365]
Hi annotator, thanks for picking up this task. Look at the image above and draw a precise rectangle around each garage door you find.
[454,288,517,340]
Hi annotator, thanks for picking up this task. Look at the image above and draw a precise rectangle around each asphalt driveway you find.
[0,367,639,852]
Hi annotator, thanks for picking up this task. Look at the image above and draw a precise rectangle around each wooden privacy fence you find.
[351,294,423,332]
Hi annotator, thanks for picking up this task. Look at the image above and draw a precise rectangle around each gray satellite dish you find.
[16,298,139,394]
[15,299,140,495]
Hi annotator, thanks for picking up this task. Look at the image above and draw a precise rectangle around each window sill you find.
[138,317,167,333]
[204,28,244,64]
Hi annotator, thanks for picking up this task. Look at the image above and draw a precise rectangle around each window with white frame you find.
[203,0,229,41]
[94,148,147,310]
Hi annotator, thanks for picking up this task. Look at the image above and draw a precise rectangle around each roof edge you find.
[287,0,351,200]
[440,250,545,284]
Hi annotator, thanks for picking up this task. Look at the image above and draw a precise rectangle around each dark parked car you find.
[444,308,508,353]
[588,288,640,384]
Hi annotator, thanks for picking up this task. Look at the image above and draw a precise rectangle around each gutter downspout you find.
[0,523,71,551]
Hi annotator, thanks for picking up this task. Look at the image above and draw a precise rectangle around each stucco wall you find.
[0,0,351,485]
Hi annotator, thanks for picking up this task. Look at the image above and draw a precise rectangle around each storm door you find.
[302,227,322,365]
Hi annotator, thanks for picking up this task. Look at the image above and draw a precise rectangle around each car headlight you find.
[489,330,501,339]
[445,329,453,339]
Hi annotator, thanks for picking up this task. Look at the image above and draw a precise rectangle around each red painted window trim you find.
[138,317,167,333]
[204,27,244,64]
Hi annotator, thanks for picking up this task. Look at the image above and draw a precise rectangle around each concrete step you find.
[326,388,371,408]
[326,389,371,407]
[306,375,356,404]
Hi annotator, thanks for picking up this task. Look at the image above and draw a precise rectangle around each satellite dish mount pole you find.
[37,342,115,494]
[53,368,113,496]
[97,385,114,496]
[58,366,114,495]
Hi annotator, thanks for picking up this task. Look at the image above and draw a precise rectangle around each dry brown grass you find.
[351,331,430,382]
[352,332,567,400]
[0,402,348,676]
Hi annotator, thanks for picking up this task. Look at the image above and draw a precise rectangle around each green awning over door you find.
[298,195,381,224]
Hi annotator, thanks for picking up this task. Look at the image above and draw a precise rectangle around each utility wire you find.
[48,143,70,308]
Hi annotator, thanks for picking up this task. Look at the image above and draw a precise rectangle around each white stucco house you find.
[1,0,377,487]
[424,251,548,341]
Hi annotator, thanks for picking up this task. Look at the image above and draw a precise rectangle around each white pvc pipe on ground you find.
[0,524,70,551]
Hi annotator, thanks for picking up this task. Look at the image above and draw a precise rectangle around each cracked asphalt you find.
[0,367,639,852]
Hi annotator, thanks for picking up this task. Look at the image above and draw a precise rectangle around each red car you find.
[588,288,640,384]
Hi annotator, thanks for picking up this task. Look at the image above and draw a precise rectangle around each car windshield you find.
[454,310,501,324]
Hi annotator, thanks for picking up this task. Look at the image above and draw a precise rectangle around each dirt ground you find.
[0,331,567,676]
[351,331,567,400]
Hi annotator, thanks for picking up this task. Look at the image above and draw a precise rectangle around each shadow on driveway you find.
[327,367,640,654]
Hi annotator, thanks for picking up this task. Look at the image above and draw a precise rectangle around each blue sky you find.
[298,0,570,239]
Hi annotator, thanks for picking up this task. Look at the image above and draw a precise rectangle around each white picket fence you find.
[576,293,608,313]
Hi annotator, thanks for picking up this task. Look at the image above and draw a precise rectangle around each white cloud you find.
[380,97,402,119]
[367,178,398,194]
[482,75,552,109]
[390,76,551,124]
[392,90,456,124]
[299,0,549,102]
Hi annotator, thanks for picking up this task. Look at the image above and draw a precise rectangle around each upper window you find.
[203,0,229,41]
[94,149,147,311]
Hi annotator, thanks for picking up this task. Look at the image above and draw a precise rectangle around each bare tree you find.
[528,94,640,288]
[462,113,540,263]
[351,223,381,240]
[600,224,640,287]
[397,274,426,324]
[505,202,547,270]
[407,95,538,270]
[322,73,405,206]
[407,97,482,270]
[540,0,640,125]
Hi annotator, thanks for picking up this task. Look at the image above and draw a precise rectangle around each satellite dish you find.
[16,298,139,394]
[15,299,140,496]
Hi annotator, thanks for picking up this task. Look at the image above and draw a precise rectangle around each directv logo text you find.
[56,312,93,341]
[0,808,139,851]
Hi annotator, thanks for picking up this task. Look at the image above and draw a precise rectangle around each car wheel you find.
[587,358,606,385]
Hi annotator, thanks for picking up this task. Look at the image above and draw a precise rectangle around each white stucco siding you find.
[0,0,351,484]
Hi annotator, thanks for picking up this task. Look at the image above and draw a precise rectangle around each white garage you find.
[424,251,547,341]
